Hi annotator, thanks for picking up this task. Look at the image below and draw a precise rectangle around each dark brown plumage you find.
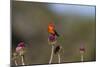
[54,45,61,54]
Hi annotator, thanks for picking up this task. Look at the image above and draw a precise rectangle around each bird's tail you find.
[54,30,60,37]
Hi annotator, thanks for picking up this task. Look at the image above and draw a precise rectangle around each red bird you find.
[48,22,60,37]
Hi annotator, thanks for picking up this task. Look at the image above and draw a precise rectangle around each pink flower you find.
[16,41,25,53]
[80,42,85,53]
[49,34,56,42]
[18,41,25,48]
[16,47,22,53]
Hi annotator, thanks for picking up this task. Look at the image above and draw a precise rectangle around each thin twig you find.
[49,45,54,64]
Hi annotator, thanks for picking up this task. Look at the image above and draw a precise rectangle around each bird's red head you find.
[48,22,55,28]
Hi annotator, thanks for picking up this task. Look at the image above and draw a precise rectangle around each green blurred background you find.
[11,1,96,65]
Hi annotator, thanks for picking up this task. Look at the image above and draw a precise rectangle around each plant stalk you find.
[49,45,54,64]
[14,60,18,66]
[58,53,61,64]
[81,53,83,62]
[21,55,25,65]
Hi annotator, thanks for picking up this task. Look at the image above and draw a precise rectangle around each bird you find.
[48,22,60,37]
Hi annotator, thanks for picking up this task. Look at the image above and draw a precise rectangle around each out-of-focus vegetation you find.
[11,1,96,65]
